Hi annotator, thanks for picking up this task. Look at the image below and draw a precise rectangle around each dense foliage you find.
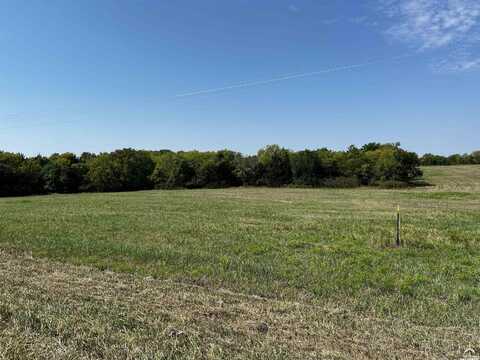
[0,143,426,196]
[420,151,480,166]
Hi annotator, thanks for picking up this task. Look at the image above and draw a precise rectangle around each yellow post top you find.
[397,205,400,213]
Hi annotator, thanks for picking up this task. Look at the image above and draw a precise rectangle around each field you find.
[1,165,480,359]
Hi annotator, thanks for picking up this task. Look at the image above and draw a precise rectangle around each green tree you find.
[290,150,323,186]
[150,153,195,189]
[0,152,44,196]
[257,145,292,186]
[87,149,154,192]
[42,153,84,193]
[471,151,480,164]
[195,150,241,188]
[234,155,261,186]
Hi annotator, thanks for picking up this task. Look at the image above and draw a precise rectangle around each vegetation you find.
[1,165,480,358]
[0,142,425,197]
[420,150,480,166]
[1,247,476,360]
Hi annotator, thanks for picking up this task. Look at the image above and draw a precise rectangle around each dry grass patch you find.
[0,250,477,360]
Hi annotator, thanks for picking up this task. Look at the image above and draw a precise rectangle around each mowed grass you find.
[422,164,480,191]
[1,249,477,360]
[1,165,480,358]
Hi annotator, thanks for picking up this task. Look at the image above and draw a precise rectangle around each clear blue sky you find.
[1,0,479,156]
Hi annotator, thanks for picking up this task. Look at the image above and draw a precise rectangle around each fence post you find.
[396,205,401,247]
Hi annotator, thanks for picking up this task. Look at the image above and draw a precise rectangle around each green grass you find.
[3,250,475,359]
[421,164,480,191]
[1,165,480,358]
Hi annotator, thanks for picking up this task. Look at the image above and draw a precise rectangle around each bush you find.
[320,177,360,188]
[374,180,411,189]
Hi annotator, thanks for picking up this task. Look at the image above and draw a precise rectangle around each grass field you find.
[1,165,480,359]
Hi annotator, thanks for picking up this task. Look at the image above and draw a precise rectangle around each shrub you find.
[374,180,411,189]
[321,177,360,188]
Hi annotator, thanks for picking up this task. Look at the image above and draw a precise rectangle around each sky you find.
[1,0,479,156]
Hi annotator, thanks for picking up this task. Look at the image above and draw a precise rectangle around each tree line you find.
[0,143,426,196]
[420,151,480,166]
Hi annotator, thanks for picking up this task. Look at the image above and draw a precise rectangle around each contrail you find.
[1,54,415,133]
[174,54,413,98]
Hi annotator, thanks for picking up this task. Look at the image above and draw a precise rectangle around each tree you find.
[471,151,480,164]
[316,148,339,178]
[234,155,261,186]
[194,150,241,188]
[0,152,44,196]
[361,142,382,152]
[86,154,122,192]
[257,145,292,186]
[80,152,97,163]
[394,148,422,181]
[150,153,195,189]
[0,163,18,196]
[42,162,84,193]
[365,144,422,183]
[290,150,323,186]
[421,153,448,166]
[0,143,428,195]
[87,149,154,192]
[42,153,84,193]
